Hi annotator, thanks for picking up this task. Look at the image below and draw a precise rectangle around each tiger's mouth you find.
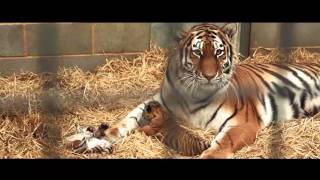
[184,76,230,100]
[203,77,229,89]
[177,64,233,95]
[181,74,230,95]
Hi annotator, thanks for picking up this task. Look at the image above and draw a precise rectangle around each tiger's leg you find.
[200,104,261,159]
[199,126,258,158]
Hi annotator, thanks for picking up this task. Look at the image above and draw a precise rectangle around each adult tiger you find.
[81,23,320,158]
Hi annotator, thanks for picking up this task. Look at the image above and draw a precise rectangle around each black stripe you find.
[215,140,221,146]
[259,94,266,111]
[255,65,300,90]
[312,63,320,68]
[190,86,224,114]
[164,131,177,150]
[243,64,275,93]
[245,64,264,73]
[300,90,308,110]
[129,116,138,121]
[209,31,218,35]
[316,84,320,92]
[251,102,263,124]
[181,35,194,64]
[241,65,267,110]
[205,101,225,128]
[190,104,207,114]
[184,34,195,44]
[268,93,278,121]
[195,31,204,36]
[305,64,320,72]
[273,64,313,97]
[129,116,139,126]
[186,39,192,47]
[183,46,188,65]
[297,64,319,77]
[229,45,233,64]
[190,99,212,114]
[183,34,194,48]
[315,82,320,91]
[288,64,317,81]
[179,49,184,63]
[272,82,295,104]
[224,65,231,74]
[218,105,238,132]
[296,64,320,91]
[196,35,204,39]
[292,103,300,119]
[288,64,320,91]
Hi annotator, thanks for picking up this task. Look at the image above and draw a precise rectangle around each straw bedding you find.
[0,45,320,159]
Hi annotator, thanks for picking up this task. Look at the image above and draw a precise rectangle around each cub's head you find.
[174,23,237,93]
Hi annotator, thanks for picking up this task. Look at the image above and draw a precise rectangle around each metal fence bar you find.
[37,24,62,158]
[269,23,295,158]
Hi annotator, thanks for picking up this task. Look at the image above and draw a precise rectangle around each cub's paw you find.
[66,123,113,154]
[93,122,110,138]
[80,137,113,154]
[65,126,95,150]
[68,134,114,154]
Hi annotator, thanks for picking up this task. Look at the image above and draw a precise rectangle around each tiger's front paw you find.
[200,148,234,159]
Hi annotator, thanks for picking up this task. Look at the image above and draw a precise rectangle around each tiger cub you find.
[138,101,210,156]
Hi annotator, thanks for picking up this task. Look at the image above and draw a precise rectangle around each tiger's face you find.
[177,23,237,94]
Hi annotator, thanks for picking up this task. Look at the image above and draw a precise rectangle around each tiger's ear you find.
[221,23,237,40]
[174,30,188,42]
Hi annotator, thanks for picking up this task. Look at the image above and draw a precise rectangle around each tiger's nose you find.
[203,73,216,81]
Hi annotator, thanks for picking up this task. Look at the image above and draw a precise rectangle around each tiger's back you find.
[235,63,320,127]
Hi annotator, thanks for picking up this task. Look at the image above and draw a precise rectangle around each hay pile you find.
[0,46,319,159]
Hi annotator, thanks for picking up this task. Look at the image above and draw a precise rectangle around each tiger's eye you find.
[216,49,223,56]
[146,105,152,113]
[186,62,193,68]
[193,49,201,56]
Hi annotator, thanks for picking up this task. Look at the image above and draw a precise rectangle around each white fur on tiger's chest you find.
[187,103,234,131]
